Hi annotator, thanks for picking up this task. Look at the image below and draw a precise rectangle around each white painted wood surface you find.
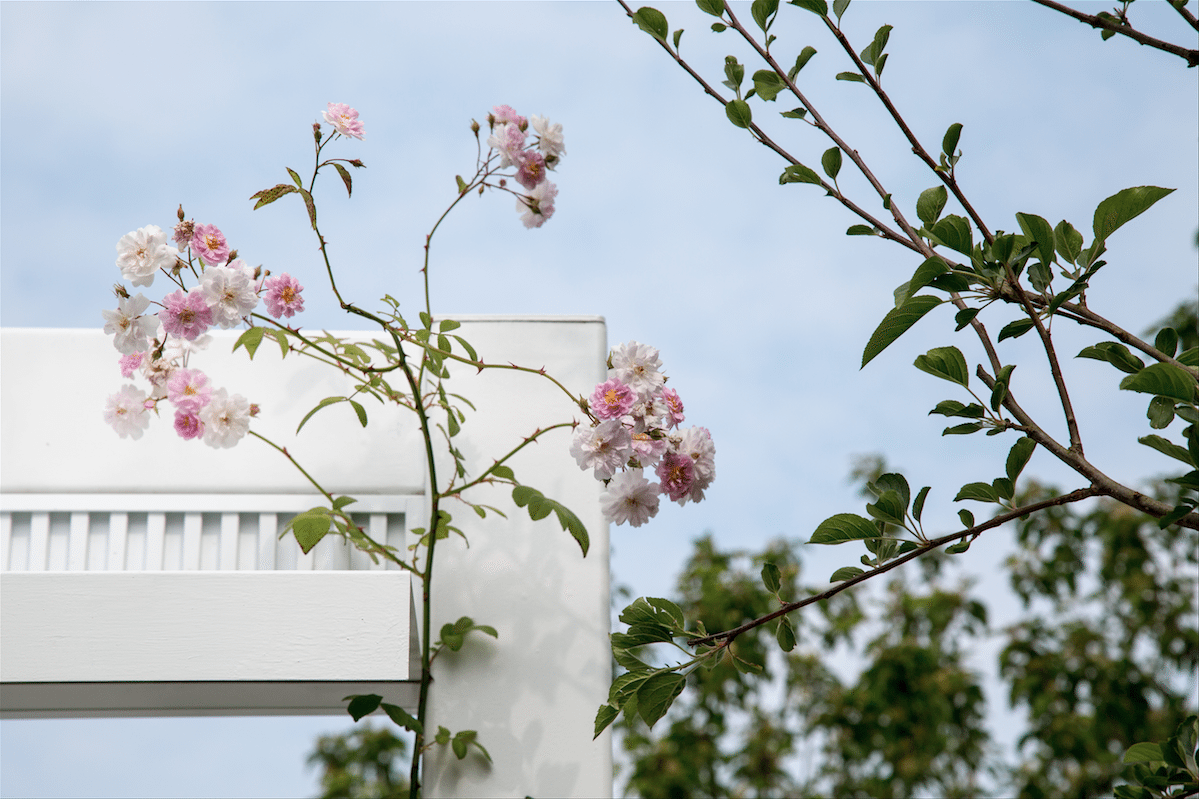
[1,320,613,797]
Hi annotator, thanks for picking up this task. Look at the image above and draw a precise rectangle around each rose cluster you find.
[102,214,305,447]
[485,105,566,229]
[569,342,715,527]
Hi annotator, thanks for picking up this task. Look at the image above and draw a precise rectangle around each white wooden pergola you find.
[0,319,612,797]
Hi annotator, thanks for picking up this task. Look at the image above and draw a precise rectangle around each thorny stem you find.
[1029,0,1199,67]
[686,487,1103,647]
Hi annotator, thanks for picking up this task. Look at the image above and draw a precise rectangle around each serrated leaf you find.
[761,562,781,594]
[874,473,911,513]
[913,346,969,387]
[1092,186,1175,244]
[912,486,931,523]
[298,188,317,231]
[809,513,881,544]
[776,615,797,651]
[1077,341,1145,375]
[821,146,842,180]
[943,422,984,435]
[297,396,348,433]
[697,0,725,15]
[345,693,382,721]
[348,399,367,427]
[942,122,963,156]
[779,163,823,186]
[832,0,850,21]
[1180,347,1199,367]
[250,183,299,210]
[900,256,951,304]
[790,45,818,79]
[917,186,948,227]
[866,489,906,526]
[830,566,865,582]
[927,215,973,255]
[726,99,753,128]
[593,704,620,739]
[233,326,266,359]
[954,308,980,331]
[835,71,866,82]
[930,399,984,418]
[331,162,353,198]
[646,597,686,629]
[1005,437,1036,482]
[631,6,669,42]
[992,476,1014,501]
[1028,261,1054,293]
[288,510,332,553]
[955,482,999,503]
[859,24,892,67]
[1015,212,1056,268]
[861,295,941,368]
[790,0,827,14]
[751,0,778,33]
[751,70,785,102]
[637,673,686,728]
[998,318,1036,342]
[1053,219,1083,264]
[381,703,423,733]
[1139,434,1196,467]
[1120,363,1198,403]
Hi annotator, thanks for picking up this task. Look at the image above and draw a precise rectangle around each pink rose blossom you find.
[590,378,636,420]
[656,452,696,504]
[487,122,527,168]
[661,387,685,428]
[569,419,633,480]
[173,219,195,250]
[166,367,213,414]
[600,469,661,528]
[630,431,668,468]
[492,105,526,129]
[263,273,305,318]
[119,351,145,378]
[517,180,558,229]
[515,150,547,190]
[191,223,230,266]
[159,288,213,340]
[174,411,205,440]
[323,103,365,140]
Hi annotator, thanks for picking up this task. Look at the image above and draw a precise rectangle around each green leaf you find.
[761,562,781,594]
[332,495,357,511]
[297,188,317,231]
[1138,435,1195,467]
[1054,219,1083,264]
[711,22,727,31]
[1077,341,1145,375]
[381,703,423,734]
[830,566,865,582]
[789,0,827,15]
[779,163,823,186]
[990,363,1015,411]
[751,0,778,33]
[913,346,969,387]
[593,704,620,739]
[776,615,797,652]
[809,513,881,544]
[631,6,669,42]
[725,99,753,128]
[1148,396,1176,429]
[249,183,299,211]
[331,162,353,198]
[942,122,963,156]
[1154,327,1180,358]
[344,693,382,721]
[751,70,785,102]
[992,476,1014,501]
[873,473,911,513]
[233,326,266,359]
[286,167,303,188]
[1120,363,1198,403]
[697,0,725,15]
[637,673,686,728]
[958,509,975,528]
[1180,347,1199,367]
[927,214,973,255]
[912,486,931,522]
[1124,742,1166,763]
[348,399,367,427]
[943,422,984,435]
[1092,186,1174,244]
[489,464,515,480]
[955,482,999,503]
[930,400,984,418]
[861,295,942,368]
[835,71,865,83]
[1015,212,1056,268]
[832,0,850,22]
[288,510,332,553]
[297,396,348,434]
[511,486,590,555]
[846,224,874,236]
[646,597,686,629]
[1028,262,1054,293]
[917,186,948,227]
[866,489,906,526]
[998,318,1036,342]
[901,257,952,304]
[1006,437,1036,482]
[859,24,892,67]
[672,27,683,49]
[955,307,980,330]
[821,147,842,180]
[789,46,818,79]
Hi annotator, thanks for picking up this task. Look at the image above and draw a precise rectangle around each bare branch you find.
[1029,0,1199,67]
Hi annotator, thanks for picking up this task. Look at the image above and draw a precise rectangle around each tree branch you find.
[1029,0,1199,67]
[686,487,1103,647]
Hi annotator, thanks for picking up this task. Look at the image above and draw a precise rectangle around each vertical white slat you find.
[145,512,166,570]
[368,513,389,571]
[257,513,277,571]
[67,512,89,571]
[386,513,406,571]
[107,512,129,571]
[47,513,69,570]
[29,512,50,572]
[86,512,109,570]
[182,512,203,569]
[0,512,12,571]
[219,513,239,570]
[236,513,256,571]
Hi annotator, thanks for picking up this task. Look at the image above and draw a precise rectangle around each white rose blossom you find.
[199,388,251,449]
[115,225,177,287]
[101,293,159,354]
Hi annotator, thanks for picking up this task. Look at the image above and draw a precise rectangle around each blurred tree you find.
[308,724,410,799]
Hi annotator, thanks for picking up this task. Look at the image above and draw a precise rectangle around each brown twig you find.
[1029,0,1199,66]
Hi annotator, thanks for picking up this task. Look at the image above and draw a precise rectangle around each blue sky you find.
[2,1,1196,796]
